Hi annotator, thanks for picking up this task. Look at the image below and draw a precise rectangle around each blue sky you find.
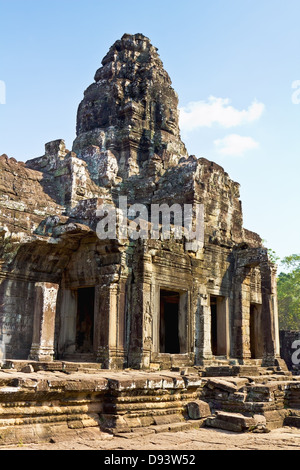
[0,0,299,265]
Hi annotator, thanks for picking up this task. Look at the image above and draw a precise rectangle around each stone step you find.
[2,360,64,372]
[151,421,203,434]
[62,353,96,362]
[114,420,203,438]
[2,359,104,374]
[204,365,262,377]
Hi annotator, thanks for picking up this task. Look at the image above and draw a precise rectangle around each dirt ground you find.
[1,426,300,451]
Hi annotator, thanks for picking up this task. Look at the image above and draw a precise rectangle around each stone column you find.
[271,265,280,358]
[107,282,126,369]
[261,262,279,364]
[29,282,59,362]
[95,283,112,368]
[95,280,127,369]
[128,251,152,369]
[195,289,213,364]
[141,274,152,368]
[217,297,230,357]
[233,267,252,361]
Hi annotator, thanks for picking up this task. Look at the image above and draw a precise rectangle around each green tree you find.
[262,239,280,264]
[277,254,300,330]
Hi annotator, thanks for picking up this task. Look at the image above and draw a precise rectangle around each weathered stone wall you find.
[26,140,106,208]
[0,154,63,245]
[0,280,35,359]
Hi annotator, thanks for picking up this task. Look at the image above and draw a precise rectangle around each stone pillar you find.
[195,290,213,364]
[261,262,279,365]
[233,267,252,361]
[116,277,127,363]
[141,275,152,368]
[271,266,280,357]
[107,282,126,369]
[128,251,152,369]
[95,280,127,369]
[95,283,112,368]
[217,297,230,357]
[29,282,59,362]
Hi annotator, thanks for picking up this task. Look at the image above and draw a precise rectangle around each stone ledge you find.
[0,367,298,445]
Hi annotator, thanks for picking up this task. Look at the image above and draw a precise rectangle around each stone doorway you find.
[210,295,229,357]
[57,286,96,359]
[211,296,218,356]
[75,287,95,353]
[160,290,180,353]
[250,304,263,359]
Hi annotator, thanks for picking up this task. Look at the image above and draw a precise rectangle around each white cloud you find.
[179,96,265,132]
[214,134,259,157]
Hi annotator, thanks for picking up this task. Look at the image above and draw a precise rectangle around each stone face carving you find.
[0,34,280,370]
[73,33,188,179]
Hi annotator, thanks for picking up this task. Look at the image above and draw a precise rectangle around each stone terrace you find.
[0,361,299,445]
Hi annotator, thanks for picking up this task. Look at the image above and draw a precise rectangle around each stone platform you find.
[0,361,299,446]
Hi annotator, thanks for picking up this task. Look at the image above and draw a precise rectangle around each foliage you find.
[268,248,280,265]
[262,239,280,264]
[277,254,300,330]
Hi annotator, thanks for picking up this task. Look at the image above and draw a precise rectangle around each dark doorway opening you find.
[250,304,256,359]
[210,296,218,356]
[250,304,263,359]
[76,287,95,353]
[160,290,180,353]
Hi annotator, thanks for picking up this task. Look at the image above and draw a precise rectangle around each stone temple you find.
[0,33,280,371]
[1,33,300,445]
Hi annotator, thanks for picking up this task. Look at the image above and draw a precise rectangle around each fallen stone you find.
[253,414,267,426]
[21,365,35,373]
[187,400,211,420]
[206,378,238,393]
[206,411,257,433]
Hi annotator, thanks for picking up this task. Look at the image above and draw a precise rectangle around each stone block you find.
[65,380,97,392]
[154,414,183,426]
[187,400,211,420]
[21,365,35,373]
[206,417,243,433]
[123,416,142,429]
[253,414,267,426]
[206,378,238,393]
[67,420,84,429]
[206,411,256,433]
[138,416,155,427]
[263,409,289,430]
